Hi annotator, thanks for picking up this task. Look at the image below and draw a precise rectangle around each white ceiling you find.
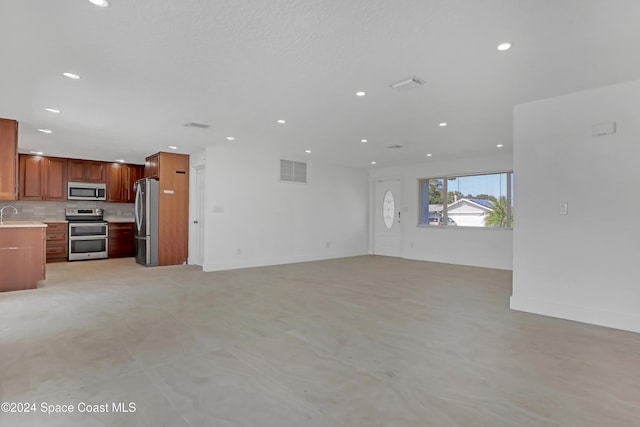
[1,0,640,168]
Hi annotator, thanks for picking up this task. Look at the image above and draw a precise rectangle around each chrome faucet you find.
[0,205,18,225]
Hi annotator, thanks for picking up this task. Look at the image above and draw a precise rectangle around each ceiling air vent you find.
[387,144,404,149]
[184,122,210,129]
[280,159,307,183]
[389,76,424,91]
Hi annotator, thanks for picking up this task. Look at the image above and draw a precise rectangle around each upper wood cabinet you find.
[68,159,105,183]
[106,163,126,202]
[126,164,144,203]
[19,155,67,201]
[144,153,159,179]
[0,118,18,200]
[106,163,144,203]
[43,157,67,201]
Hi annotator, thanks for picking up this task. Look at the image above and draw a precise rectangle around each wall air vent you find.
[387,144,404,149]
[183,122,210,129]
[389,76,424,91]
[280,159,307,183]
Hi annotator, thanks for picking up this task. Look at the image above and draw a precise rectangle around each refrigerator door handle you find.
[134,182,142,233]
[146,232,151,264]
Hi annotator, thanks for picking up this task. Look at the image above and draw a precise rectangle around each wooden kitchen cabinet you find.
[19,155,43,200]
[107,163,144,203]
[106,163,126,202]
[19,155,67,201]
[68,159,105,183]
[144,153,159,178]
[108,222,135,258]
[0,118,18,200]
[0,224,46,292]
[126,164,144,203]
[155,152,189,266]
[44,222,68,263]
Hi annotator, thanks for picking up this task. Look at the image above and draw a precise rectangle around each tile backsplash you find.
[1,201,134,221]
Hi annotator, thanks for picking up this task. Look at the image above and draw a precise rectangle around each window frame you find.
[417,170,513,229]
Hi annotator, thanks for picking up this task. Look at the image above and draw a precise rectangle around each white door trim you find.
[188,165,206,266]
[372,177,403,257]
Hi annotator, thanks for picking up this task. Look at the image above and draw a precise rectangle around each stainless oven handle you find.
[69,235,108,241]
[69,222,108,227]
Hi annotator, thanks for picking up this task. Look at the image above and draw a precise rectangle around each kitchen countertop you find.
[106,218,135,223]
[0,221,48,229]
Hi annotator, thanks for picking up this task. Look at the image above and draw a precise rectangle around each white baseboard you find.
[510,295,640,334]
[202,250,367,272]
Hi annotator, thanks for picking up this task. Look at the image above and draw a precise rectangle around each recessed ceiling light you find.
[30,151,44,155]
[88,0,110,7]
[277,119,286,124]
[37,129,52,134]
[226,136,235,141]
[305,150,311,154]
[439,122,447,127]
[115,159,125,163]
[168,146,177,150]
[63,72,80,80]
[426,153,433,157]
[371,161,376,165]
[356,91,366,97]
[45,108,60,114]
[496,144,504,148]
[361,139,368,143]
[497,42,512,51]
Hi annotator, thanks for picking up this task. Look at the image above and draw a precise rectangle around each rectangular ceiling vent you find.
[280,159,307,183]
[387,144,404,149]
[184,122,210,129]
[389,76,424,91]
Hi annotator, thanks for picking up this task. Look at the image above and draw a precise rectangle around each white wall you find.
[369,154,513,270]
[511,79,640,333]
[201,145,368,271]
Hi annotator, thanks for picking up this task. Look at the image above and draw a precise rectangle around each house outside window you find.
[419,172,513,228]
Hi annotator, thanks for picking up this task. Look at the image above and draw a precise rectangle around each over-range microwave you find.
[67,182,107,201]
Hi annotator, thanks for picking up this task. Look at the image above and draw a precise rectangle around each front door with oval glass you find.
[374,179,402,257]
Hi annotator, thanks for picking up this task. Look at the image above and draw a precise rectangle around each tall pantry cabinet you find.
[145,152,189,266]
[0,118,18,200]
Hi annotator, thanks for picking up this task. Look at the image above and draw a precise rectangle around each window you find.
[382,190,395,229]
[418,171,513,228]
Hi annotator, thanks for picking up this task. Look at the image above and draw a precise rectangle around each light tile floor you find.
[1,256,639,426]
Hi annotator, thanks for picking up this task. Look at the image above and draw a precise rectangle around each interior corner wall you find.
[201,145,368,272]
[368,154,514,270]
[187,149,206,266]
[511,79,640,333]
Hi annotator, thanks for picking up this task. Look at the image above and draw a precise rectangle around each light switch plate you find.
[559,203,568,215]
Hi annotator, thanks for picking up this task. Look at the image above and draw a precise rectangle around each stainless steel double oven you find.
[66,208,108,260]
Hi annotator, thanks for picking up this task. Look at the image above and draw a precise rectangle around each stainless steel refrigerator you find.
[134,178,159,266]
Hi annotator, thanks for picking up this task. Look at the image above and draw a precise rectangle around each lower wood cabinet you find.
[0,225,46,291]
[44,222,68,263]
[108,222,135,258]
